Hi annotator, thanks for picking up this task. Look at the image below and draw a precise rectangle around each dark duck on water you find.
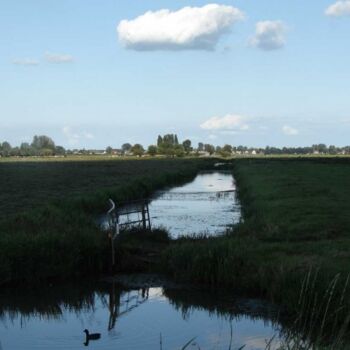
[83,329,101,346]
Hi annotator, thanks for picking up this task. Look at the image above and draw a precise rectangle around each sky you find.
[1,0,350,149]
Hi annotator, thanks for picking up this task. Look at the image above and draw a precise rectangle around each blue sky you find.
[1,0,350,148]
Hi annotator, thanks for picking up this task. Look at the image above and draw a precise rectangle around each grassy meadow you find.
[163,157,350,345]
[0,156,209,217]
[0,157,211,285]
[2,155,350,345]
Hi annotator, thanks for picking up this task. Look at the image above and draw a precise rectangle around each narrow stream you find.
[149,171,241,237]
[0,172,295,349]
[100,171,241,237]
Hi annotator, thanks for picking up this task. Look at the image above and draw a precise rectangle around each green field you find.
[164,158,350,345]
[236,158,350,241]
[2,156,350,345]
[0,157,211,285]
[0,157,209,218]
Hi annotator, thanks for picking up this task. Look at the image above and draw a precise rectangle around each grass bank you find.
[163,158,350,345]
[0,157,213,285]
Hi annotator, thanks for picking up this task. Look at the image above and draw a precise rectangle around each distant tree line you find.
[2,135,350,158]
[263,144,350,155]
[0,135,65,157]
[107,134,193,158]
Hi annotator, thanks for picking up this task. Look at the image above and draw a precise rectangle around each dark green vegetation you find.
[115,228,170,272]
[0,158,211,285]
[163,158,350,346]
[2,156,350,346]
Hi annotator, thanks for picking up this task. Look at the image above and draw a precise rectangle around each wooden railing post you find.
[146,202,151,230]
[141,201,147,230]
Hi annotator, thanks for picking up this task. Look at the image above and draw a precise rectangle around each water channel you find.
[0,281,286,350]
[149,171,241,237]
[100,171,241,237]
[0,171,291,349]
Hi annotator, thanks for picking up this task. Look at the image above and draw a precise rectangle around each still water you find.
[150,171,240,237]
[100,171,241,238]
[0,280,284,350]
[0,173,288,350]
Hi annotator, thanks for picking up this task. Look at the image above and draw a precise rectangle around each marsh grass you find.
[163,158,350,347]
[174,272,350,349]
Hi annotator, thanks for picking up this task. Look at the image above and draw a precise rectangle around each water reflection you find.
[0,281,287,350]
[99,171,241,238]
[149,171,241,237]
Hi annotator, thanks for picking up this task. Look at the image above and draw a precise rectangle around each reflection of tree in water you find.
[0,284,96,327]
[0,283,281,330]
[163,287,314,346]
[163,287,284,330]
[0,283,322,348]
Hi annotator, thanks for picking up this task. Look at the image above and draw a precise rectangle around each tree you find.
[315,144,327,154]
[31,135,55,150]
[121,143,132,154]
[1,141,12,157]
[157,134,179,156]
[204,144,215,155]
[147,145,158,156]
[55,146,66,156]
[182,139,192,154]
[174,144,185,157]
[10,147,20,157]
[20,142,33,156]
[40,148,54,156]
[157,136,163,147]
[106,146,113,155]
[131,144,144,157]
[222,144,233,153]
[198,142,204,152]
[218,144,233,158]
[161,134,178,146]
[329,145,337,155]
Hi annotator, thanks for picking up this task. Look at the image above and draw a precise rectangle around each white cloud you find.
[12,58,39,66]
[250,20,286,51]
[325,1,350,16]
[45,52,74,64]
[63,126,94,145]
[200,114,250,131]
[208,134,218,140]
[282,125,299,135]
[117,4,244,51]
